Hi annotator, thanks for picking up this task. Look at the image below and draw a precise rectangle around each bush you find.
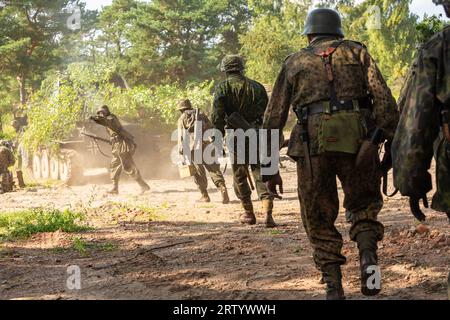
[22,62,214,151]
[0,208,89,240]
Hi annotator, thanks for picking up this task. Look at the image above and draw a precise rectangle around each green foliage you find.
[0,208,88,240]
[71,237,117,256]
[72,236,88,255]
[415,15,447,45]
[21,62,214,150]
[0,0,446,134]
[240,0,309,85]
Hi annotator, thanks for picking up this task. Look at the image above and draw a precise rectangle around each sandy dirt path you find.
[0,164,448,300]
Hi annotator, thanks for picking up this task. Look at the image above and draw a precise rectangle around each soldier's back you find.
[216,74,268,124]
[285,38,371,108]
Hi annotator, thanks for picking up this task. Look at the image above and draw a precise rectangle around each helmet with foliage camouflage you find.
[96,105,111,116]
[220,55,245,73]
[303,8,344,37]
[178,99,193,112]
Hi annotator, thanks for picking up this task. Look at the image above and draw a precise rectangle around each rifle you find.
[81,132,111,145]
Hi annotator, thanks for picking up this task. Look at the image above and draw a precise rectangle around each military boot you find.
[220,185,230,204]
[262,199,277,228]
[356,231,381,296]
[197,190,211,203]
[107,181,119,195]
[136,177,150,194]
[321,264,345,300]
[240,198,256,225]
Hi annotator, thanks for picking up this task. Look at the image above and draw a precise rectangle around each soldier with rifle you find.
[90,105,150,195]
[262,9,399,299]
[177,99,230,204]
[211,55,276,228]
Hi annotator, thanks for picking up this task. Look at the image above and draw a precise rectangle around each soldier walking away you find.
[90,105,150,195]
[262,9,399,299]
[212,55,276,228]
[177,99,230,204]
[392,0,450,225]
[0,140,16,194]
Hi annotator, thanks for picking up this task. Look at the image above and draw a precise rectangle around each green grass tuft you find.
[0,208,89,240]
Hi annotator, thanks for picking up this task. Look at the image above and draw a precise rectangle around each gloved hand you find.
[265,172,284,200]
[409,196,428,222]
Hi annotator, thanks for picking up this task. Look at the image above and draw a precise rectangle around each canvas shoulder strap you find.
[307,40,345,105]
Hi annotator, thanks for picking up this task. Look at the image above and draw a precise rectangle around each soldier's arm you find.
[361,48,399,141]
[263,63,292,130]
[255,84,269,121]
[212,84,227,136]
[392,41,443,198]
[91,115,108,126]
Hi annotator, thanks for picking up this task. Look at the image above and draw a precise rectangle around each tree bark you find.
[17,74,27,105]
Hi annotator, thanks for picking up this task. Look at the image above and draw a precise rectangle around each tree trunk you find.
[17,75,27,105]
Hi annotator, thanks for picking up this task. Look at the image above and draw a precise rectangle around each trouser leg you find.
[110,154,122,190]
[335,155,384,243]
[232,163,252,201]
[297,156,346,269]
[336,155,384,296]
[204,162,229,204]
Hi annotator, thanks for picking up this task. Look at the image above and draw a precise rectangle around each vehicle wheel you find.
[59,151,83,185]
[40,149,50,179]
[32,152,42,179]
[49,154,60,180]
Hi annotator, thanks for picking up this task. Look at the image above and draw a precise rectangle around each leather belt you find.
[305,97,371,115]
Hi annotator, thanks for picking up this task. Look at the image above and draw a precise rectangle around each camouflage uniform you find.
[212,56,275,226]
[178,106,228,202]
[392,26,450,214]
[92,110,149,194]
[0,141,15,193]
[264,37,399,268]
[212,74,271,201]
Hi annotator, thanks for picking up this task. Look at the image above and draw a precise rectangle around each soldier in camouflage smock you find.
[0,140,15,194]
[212,55,276,228]
[91,105,150,195]
[392,0,450,224]
[177,99,230,204]
[263,9,399,299]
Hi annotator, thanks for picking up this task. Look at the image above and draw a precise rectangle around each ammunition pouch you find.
[294,99,368,155]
